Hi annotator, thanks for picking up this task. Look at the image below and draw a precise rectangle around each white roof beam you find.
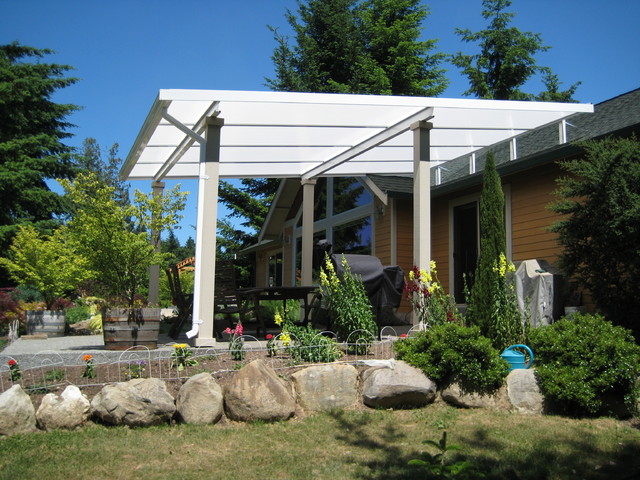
[154,101,220,181]
[301,106,434,180]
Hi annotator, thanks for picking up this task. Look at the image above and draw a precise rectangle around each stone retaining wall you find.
[0,359,588,436]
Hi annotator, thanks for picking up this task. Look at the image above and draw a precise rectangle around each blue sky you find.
[2,0,639,243]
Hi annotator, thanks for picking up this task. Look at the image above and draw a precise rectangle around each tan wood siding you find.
[508,164,564,266]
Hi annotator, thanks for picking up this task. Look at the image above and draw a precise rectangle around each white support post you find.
[147,180,165,305]
[300,178,316,286]
[190,117,224,346]
[411,120,433,286]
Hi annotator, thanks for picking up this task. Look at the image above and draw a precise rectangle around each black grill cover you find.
[331,254,404,310]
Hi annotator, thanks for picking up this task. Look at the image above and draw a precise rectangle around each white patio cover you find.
[121,89,593,345]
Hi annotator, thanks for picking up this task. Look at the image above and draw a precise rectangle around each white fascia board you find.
[121,96,170,179]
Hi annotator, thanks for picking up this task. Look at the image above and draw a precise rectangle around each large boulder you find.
[176,373,224,425]
[361,360,437,409]
[0,385,37,436]
[440,380,510,410]
[36,385,91,430]
[292,364,358,412]
[505,369,544,414]
[91,378,176,427]
[224,360,296,422]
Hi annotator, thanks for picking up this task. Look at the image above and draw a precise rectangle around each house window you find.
[332,216,372,255]
[332,177,372,215]
[268,253,283,287]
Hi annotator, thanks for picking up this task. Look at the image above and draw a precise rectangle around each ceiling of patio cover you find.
[121,89,593,181]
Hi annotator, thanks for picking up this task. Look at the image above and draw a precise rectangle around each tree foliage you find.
[549,136,640,337]
[60,173,187,307]
[0,42,78,258]
[0,225,94,309]
[267,0,447,96]
[74,138,130,208]
[465,153,505,334]
[451,0,579,101]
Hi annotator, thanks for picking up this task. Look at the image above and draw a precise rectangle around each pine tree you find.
[0,43,78,262]
[451,0,579,101]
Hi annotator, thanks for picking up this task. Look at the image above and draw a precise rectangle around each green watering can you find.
[500,344,534,371]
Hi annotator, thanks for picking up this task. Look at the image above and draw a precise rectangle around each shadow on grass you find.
[329,410,640,480]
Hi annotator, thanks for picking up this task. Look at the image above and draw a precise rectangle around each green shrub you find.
[394,323,509,392]
[65,305,91,325]
[286,323,342,363]
[528,313,640,417]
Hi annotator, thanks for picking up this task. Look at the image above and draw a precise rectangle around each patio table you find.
[237,286,320,337]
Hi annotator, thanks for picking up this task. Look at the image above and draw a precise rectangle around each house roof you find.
[120,89,592,182]
[369,88,640,198]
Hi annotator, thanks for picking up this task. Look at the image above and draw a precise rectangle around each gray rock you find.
[36,385,91,430]
[224,360,296,422]
[361,360,437,409]
[441,381,510,410]
[0,385,37,436]
[506,369,544,414]
[176,372,224,425]
[292,364,358,412]
[91,378,176,427]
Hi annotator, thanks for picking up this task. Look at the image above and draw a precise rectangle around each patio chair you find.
[166,263,194,339]
[214,260,256,337]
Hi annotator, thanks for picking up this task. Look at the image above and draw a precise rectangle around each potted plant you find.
[60,173,187,350]
[0,225,95,337]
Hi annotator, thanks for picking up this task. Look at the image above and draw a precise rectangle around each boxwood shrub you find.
[528,313,640,417]
[394,323,509,392]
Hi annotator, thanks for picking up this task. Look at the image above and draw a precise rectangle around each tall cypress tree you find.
[465,152,505,335]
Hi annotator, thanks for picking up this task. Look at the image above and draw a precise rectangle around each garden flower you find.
[81,354,95,378]
[280,332,291,347]
[8,359,21,381]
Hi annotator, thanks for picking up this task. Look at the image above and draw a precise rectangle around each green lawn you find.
[1,403,638,480]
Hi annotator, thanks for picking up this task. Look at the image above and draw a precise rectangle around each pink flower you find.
[235,324,243,336]
[223,327,231,334]
[266,334,273,340]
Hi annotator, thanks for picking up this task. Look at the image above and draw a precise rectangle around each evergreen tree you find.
[74,138,130,208]
[451,0,579,101]
[357,0,448,96]
[0,43,78,264]
[550,136,640,338]
[465,153,505,334]
[267,0,448,96]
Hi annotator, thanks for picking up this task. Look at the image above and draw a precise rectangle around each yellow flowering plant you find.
[170,343,198,371]
[488,253,526,350]
[404,261,460,328]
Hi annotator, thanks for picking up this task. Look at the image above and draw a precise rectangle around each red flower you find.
[266,334,273,340]
[8,359,16,366]
[400,334,407,339]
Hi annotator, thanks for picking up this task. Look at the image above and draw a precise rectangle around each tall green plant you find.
[319,254,377,345]
[0,225,94,309]
[465,152,504,334]
[60,173,187,307]
[465,153,523,349]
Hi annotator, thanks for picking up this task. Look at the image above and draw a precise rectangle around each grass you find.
[0,404,638,480]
